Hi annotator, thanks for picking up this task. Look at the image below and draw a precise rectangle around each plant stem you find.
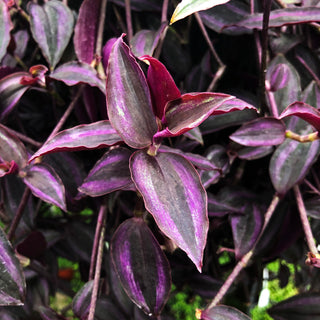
[7,187,31,241]
[88,204,107,320]
[46,85,84,141]
[259,0,272,115]
[294,184,318,255]
[125,0,133,43]
[89,202,108,280]
[295,54,320,89]
[95,0,108,58]
[5,127,42,148]
[207,194,280,308]
[161,0,169,22]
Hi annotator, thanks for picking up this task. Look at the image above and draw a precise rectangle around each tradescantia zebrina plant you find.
[3,0,320,319]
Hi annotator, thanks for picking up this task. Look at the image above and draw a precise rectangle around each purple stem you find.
[46,85,84,141]
[88,203,107,320]
[89,202,107,280]
[125,0,133,43]
[294,184,318,255]
[207,193,280,308]
[95,0,108,58]
[296,54,320,89]
[5,127,42,148]
[161,0,169,22]
[7,187,31,241]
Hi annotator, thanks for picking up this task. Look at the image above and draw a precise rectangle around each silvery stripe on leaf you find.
[0,124,28,169]
[230,117,286,147]
[29,121,122,162]
[237,146,274,160]
[159,145,221,171]
[28,0,74,69]
[74,0,102,64]
[50,62,106,93]
[228,7,320,30]
[140,55,181,121]
[0,0,13,62]
[156,94,257,138]
[269,139,320,195]
[200,305,251,320]
[0,72,30,121]
[0,226,25,305]
[170,0,231,24]
[230,204,263,260]
[280,101,320,132]
[22,163,67,211]
[268,292,320,320]
[130,150,208,272]
[79,147,132,197]
[267,63,290,92]
[106,35,158,149]
[111,217,171,316]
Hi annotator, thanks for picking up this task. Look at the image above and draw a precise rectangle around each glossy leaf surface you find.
[111,217,171,316]
[230,118,286,147]
[200,305,251,320]
[74,0,102,63]
[0,226,25,305]
[28,0,74,69]
[269,139,320,195]
[156,94,256,138]
[50,62,106,93]
[232,7,320,30]
[78,147,132,197]
[0,0,13,62]
[0,72,30,120]
[140,55,181,120]
[268,293,320,320]
[29,121,122,162]
[0,124,28,169]
[280,102,320,131]
[130,150,208,272]
[72,280,93,318]
[22,163,67,211]
[170,0,231,24]
[106,35,157,149]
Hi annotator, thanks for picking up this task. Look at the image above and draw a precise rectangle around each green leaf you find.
[170,0,230,25]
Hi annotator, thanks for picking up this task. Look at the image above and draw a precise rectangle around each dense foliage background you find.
[2,0,320,319]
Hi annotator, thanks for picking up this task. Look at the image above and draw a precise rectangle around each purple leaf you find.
[140,55,181,121]
[208,192,244,217]
[230,205,263,260]
[74,0,102,63]
[0,0,13,62]
[228,7,320,30]
[267,63,290,92]
[0,72,30,120]
[106,35,158,149]
[189,274,222,299]
[305,197,320,219]
[78,147,132,197]
[28,0,74,69]
[131,23,167,57]
[0,226,25,305]
[110,217,171,316]
[0,124,28,169]
[269,139,320,195]
[200,305,251,320]
[237,146,274,160]
[159,145,221,171]
[266,55,301,114]
[156,94,257,138]
[50,62,106,93]
[72,280,93,319]
[280,101,320,131]
[268,292,320,320]
[22,163,67,211]
[37,306,66,320]
[230,117,286,147]
[29,121,122,162]
[200,0,250,35]
[102,38,117,70]
[130,150,208,272]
